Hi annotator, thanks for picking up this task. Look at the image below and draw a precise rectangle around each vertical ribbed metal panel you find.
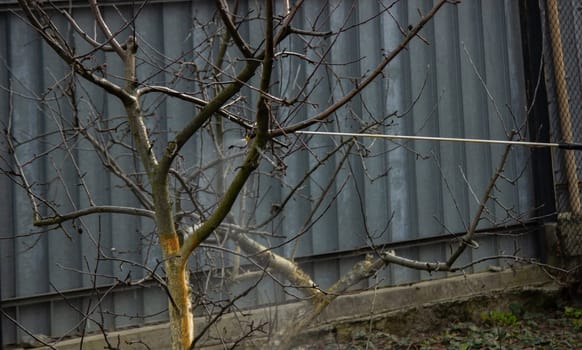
[0,10,16,345]
[0,0,538,346]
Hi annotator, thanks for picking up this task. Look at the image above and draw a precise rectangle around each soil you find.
[293,287,582,350]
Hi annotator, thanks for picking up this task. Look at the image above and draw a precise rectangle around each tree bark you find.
[154,175,193,350]
[161,234,193,350]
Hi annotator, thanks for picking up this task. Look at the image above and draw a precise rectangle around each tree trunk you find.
[160,233,193,350]
[154,176,193,350]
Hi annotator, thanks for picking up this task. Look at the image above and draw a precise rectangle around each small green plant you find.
[564,306,582,318]
[564,306,582,327]
[480,310,518,326]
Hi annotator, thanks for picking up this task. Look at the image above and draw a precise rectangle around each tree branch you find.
[157,60,262,177]
[255,0,274,144]
[80,126,154,210]
[157,0,303,176]
[446,139,514,266]
[88,0,126,58]
[33,205,154,226]
[17,0,130,100]
[58,7,115,52]
[232,233,324,300]
[179,146,261,266]
[270,132,515,350]
[270,0,449,137]
[216,0,253,58]
[136,85,254,130]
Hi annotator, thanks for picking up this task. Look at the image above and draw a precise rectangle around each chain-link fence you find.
[544,0,582,256]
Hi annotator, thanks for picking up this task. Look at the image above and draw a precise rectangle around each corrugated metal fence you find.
[0,0,542,346]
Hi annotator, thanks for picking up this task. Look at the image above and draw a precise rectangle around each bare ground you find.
[293,287,582,350]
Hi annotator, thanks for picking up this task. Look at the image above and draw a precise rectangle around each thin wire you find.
[295,130,571,149]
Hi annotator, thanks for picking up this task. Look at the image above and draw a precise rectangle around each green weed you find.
[565,306,582,327]
[480,310,518,326]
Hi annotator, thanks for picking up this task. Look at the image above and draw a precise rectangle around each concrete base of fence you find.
[25,265,554,350]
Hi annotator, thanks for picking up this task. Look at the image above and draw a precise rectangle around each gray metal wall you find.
[0,0,539,346]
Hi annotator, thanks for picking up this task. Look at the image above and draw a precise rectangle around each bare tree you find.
[1,1,539,349]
